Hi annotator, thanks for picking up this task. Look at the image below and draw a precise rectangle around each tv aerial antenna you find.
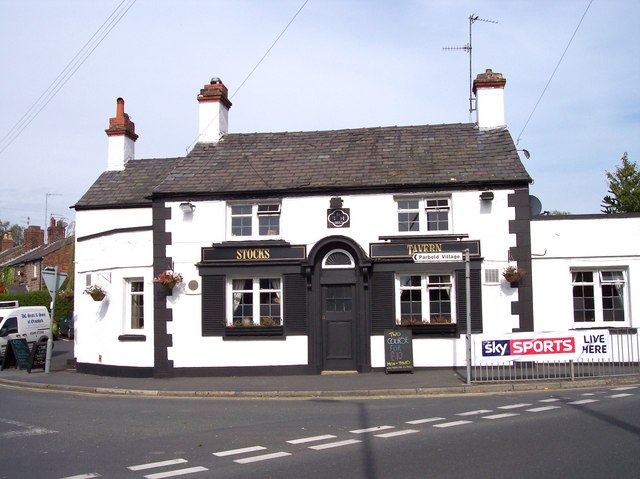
[443,14,498,117]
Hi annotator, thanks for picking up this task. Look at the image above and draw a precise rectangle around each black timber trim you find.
[508,188,534,332]
[77,225,152,242]
[152,201,174,377]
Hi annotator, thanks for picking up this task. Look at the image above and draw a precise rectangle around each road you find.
[0,383,639,478]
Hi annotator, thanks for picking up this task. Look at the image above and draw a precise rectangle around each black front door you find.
[322,284,356,371]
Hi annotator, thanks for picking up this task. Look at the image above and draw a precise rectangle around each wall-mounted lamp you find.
[330,196,343,209]
[179,202,195,213]
[479,191,494,201]
[517,149,530,159]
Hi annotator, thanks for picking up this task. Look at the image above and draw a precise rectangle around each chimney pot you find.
[198,77,232,143]
[106,97,138,171]
[473,68,507,130]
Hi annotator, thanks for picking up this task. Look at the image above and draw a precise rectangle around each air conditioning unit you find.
[184,278,201,295]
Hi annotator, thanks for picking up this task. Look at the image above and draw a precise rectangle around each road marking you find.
[128,459,188,471]
[482,413,520,420]
[350,425,394,434]
[287,434,336,444]
[234,452,291,464]
[567,399,599,405]
[375,429,420,438]
[406,417,446,425]
[456,410,492,416]
[213,446,266,457]
[581,393,596,396]
[433,420,473,428]
[0,417,58,439]
[309,439,362,450]
[144,467,208,479]
[498,403,531,410]
[612,386,637,391]
[526,406,561,412]
[608,393,633,399]
[539,398,562,403]
[60,474,102,479]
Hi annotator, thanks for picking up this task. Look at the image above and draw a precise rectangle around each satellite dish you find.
[529,195,542,216]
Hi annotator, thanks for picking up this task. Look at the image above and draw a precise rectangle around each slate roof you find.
[2,236,73,267]
[74,158,181,210]
[74,123,531,209]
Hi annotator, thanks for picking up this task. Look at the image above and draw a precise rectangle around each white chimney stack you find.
[473,69,506,130]
[105,97,138,171]
[197,78,232,143]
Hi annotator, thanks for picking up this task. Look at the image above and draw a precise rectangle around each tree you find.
[602,153,640,213]
[0,220,24,245]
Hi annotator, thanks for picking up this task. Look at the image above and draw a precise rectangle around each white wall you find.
[531,216,640,332]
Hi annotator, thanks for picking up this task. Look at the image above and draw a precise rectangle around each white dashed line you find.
[375,429,420,438]
[608,393,633,399]
[144,467,208,479]
[0,417,58,439]
[406,417,446,425]
[287,434,336,444]
[527,406,562,413]
[433,420,473,428]
[457,410,492,416]
[482,413,520,420]
[350,425,395,434]
[539,398,562,403]
[309,439,362,450]
[213,446,266,457]
[612,386,637,391]
[233,452,291,464]
[567,399,599,405]
[498,404,531,410]
[128,459,189,471]
[60,474,102,479]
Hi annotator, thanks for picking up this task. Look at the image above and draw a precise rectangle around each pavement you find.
[1,338,639,399]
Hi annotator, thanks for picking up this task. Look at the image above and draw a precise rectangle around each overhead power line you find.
[186,0,310,152]
[516,0,593,145]
[0,0,137,157]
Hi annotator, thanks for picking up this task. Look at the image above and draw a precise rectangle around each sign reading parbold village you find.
[202,244,307,263]
[370,240,480,260]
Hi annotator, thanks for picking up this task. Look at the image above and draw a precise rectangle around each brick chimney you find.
[197,78,232,143]
[473,69,507,130]
[105,97,138,171]
[47,217,65,244]
[24,225,44,250]
[1,232,15,252]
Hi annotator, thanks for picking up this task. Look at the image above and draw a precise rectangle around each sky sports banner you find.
[474,330,611,364]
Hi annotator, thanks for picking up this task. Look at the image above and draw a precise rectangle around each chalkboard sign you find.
[1,339,31,371]
[384,329,413,373]
[28,341,48,373]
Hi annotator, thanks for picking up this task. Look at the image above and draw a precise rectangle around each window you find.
[230,203,281,237]
[229,277,282,327]
[572,270,626,324]
[425,198,450,231]
[396,197,451,233]
[126,279,144,330]
[396,274,453,325]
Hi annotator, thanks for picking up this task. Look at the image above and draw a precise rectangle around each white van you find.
[0,306,52,357]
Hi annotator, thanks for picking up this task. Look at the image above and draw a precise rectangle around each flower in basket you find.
[153,270,183,289]
[84,284,106,301]
[503,265,525,282]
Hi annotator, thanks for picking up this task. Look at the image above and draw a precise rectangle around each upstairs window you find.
[230,202,281,237]
[396,197,451,233]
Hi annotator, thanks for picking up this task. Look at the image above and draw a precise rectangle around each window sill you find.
[118,334,146,342]
[224,326,285,339]
[399,323,458,337]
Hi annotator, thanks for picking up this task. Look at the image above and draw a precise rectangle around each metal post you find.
[464,249,472,385]
[45,267,58,373]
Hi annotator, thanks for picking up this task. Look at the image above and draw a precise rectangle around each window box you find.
[400,322,458,337]
[224,326,284,337]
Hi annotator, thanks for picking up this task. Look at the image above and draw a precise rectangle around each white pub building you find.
[72,70,639,377]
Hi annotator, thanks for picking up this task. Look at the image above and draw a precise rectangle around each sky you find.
[1,0,638,232]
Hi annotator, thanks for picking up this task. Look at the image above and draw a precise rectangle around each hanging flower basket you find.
[503,266,526,283]
[153,270,183,290]
[84,285,106,301]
